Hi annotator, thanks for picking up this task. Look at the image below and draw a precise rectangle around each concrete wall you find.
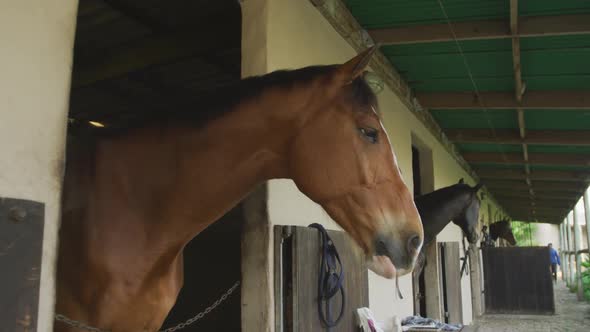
[242,0,507,327]
[0,0,78,330]
[534,223,562,249]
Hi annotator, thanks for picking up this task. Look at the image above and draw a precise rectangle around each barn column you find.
[240,0,274,331]
[572,204,584,300]
[559,221,568,282]
[0,1,78,331]
[468,244,483,318]
[566,212,575,286]
[584,191,590,265]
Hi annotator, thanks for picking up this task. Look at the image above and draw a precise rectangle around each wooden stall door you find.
[440,242,463,324]
[275,225,369,332]
[482,247,555,314]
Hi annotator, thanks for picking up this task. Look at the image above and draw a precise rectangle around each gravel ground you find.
[469,281,590,332]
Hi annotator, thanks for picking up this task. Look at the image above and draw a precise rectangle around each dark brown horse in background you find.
[485,219,517,246]
[55,47,424,331]
[412,178,483,277]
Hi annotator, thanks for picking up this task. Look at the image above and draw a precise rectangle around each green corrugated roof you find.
[527,145,590,154]
[520,0,590,16]
[457,143,521,153]
[344,0,508,29]
[345,0,590,222]
[430,109,517,129]
[382,39,514,92]
[525,110,590,130]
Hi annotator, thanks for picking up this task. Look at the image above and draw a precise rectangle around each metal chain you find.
[55,281,240,332]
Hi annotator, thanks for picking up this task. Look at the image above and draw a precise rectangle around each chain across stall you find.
[55,281,240,332]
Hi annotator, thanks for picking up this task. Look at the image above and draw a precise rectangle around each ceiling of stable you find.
[344,0,590,223]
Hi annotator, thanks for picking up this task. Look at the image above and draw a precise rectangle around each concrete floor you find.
[469,281,590,332]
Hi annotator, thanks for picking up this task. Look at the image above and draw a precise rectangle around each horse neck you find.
[417,188,471,244]
[91,89,307,249]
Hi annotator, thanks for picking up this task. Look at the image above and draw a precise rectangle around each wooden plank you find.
[445,129,590,146]
[484,179,586,192]
[482,247,555,314]
[418,91,590,109]
[477,168,590,182]
[498,200,573,210]
[369,14,590,45]
[424,241,442,321]
[0,198,45,331]
[292,226,368,332]
[463,151,590,167]
[441,242,463,324]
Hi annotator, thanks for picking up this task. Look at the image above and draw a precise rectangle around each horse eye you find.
[358,127,378,144]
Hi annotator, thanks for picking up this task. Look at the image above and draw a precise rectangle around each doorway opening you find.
[411,134,435,318]
[66,0,243,330]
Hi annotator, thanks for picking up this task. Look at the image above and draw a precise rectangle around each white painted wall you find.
[534,223,561,249]
[242,0,507,327]
[0,0,78,330]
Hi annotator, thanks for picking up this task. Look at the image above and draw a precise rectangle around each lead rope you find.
[308,223,345,331]
[55,280,240,332]
[395,274,403,299]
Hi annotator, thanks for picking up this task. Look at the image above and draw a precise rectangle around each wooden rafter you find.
[509,0,534,199]
[463,151,590,167]
[417,91,590,109]
[494,193,579,201]
[476,168,590,182]
[492,188,583,197]
[446,129,590,146]
[369,14,590,45]
[485,180,585,192]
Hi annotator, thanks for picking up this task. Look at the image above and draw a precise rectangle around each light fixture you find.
[88,121,105,128]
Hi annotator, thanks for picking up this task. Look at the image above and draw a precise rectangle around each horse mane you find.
[68,64,377,137]
[414,183,474,210]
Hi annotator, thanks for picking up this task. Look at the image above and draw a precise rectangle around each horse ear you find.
[458,178,464,184]
[336,46,378,84]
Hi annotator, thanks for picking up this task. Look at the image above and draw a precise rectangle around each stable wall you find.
[535,223,561,249]
[0,0,78,330]
[241,0,507,328]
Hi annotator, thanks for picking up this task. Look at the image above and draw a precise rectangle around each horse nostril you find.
[407,234,422,253]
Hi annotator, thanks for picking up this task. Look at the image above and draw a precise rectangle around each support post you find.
[468,244,483,318]
[560,221,568,282]
[0,1,78,331]
[584,191,590,263]
[573,203,584,300]
[566,212,575,286]
[240,1,273,331]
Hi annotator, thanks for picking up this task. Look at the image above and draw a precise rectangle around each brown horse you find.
[55,47,424,331]
[488,219,517,245]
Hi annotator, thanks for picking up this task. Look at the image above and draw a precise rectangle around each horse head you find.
[452,178,482,244]
[288,47,423,278]
[492,219,517,245]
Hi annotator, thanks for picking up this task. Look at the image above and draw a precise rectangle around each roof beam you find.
[446,129,590,146]
[499,199,573,209]
[485,180,586,192]
[72,12,240,88]
[463,151,590,167]
[369,14,590,45]
[492,188,584,197]
[486,179,585,189]
[494,193,578,201]
[476,168,590,182]
[417,91,590,109]
[510,0,534,200]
